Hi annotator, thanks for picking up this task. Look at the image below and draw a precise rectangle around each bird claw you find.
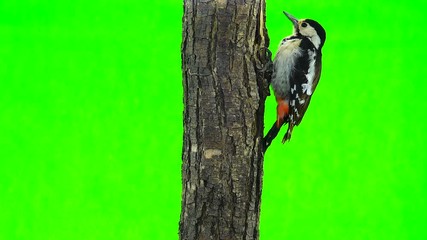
[255,47,273,98]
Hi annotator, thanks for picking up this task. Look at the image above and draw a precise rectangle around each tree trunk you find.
[180,0,270,239]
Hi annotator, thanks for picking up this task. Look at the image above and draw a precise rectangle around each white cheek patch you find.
[301,26,321,49]
[310,35,321,49]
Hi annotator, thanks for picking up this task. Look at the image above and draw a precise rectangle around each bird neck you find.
[309,35,321,49]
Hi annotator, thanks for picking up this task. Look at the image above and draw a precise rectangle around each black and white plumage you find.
[266,12,326,146]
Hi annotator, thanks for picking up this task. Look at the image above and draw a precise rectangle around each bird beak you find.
[283,11,299,30]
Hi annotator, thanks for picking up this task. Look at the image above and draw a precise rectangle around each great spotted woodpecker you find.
[265,12,326,148]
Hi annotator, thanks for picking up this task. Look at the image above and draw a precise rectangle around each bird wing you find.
[289,47,322,126]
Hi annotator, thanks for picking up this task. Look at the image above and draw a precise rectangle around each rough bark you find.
[180,0,270,239]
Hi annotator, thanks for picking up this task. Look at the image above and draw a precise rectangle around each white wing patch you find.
[303,50,316,96]
[296,93,305,104]
[295,93,299,101]
[290,84,297,94]
[301,83,312,95]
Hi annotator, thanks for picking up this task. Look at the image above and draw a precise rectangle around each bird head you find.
[284,11,326,49]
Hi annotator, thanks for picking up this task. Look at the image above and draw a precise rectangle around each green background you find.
[0,0,426,239]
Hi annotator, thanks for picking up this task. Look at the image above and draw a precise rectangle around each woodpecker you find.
[267,11,326,145]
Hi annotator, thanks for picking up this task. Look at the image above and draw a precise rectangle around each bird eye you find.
[301,22,307,28]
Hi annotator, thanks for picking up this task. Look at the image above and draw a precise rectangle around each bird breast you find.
[271,38,303,99]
